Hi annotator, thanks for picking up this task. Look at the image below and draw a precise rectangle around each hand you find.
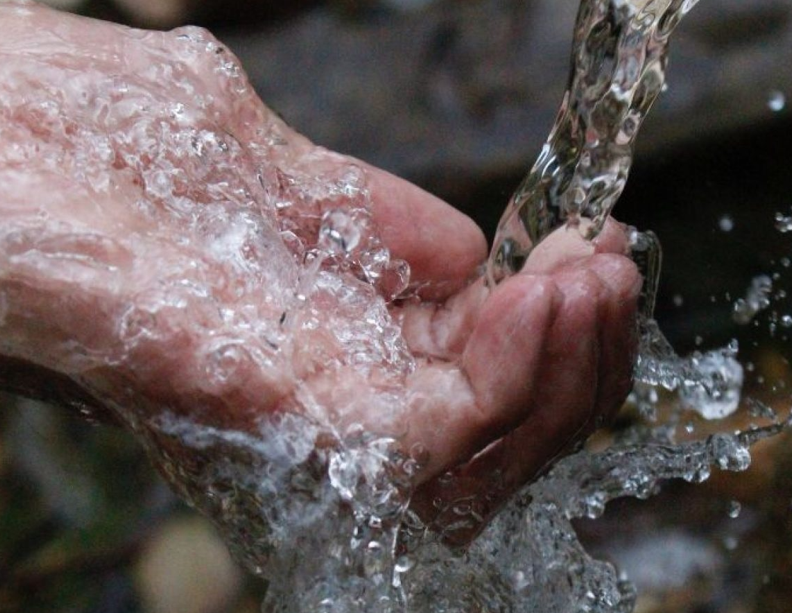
[0,2,641,543]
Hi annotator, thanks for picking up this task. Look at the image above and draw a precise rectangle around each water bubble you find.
[583,492,606,519]
[686,464,712,484]
[318,209,362,256]
[768,90,786,112]
[727,500,742,519]
[672,294,684,307]
[409,443,430,469]
[629,384,659,421]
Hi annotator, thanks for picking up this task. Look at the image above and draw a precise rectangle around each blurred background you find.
[1,0,791,612]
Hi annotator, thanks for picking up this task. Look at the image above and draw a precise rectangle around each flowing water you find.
[487,0,699,284]
[9,0,787,611]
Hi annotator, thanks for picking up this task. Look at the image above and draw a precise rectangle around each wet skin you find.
[0,2,641,542]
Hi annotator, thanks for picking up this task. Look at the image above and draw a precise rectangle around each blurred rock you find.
[220,0,792,198]
[135,516,243,613]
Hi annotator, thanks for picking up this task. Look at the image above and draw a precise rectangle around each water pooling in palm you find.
[488,0,699,288]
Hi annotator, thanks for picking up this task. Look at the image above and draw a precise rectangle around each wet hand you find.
[0,2,641,542]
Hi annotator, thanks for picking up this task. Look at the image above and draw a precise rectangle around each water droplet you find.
[367,540,384,554]
[708,433,751,472]
[718,215,734,232]
[394,556,414,574]
[583,493,606,519]
[727,500,742,519]
[672,294,684,307]
[768,90,786,112]
[205,343,247,384]
[775,211,792,233]
[733,275,773,325]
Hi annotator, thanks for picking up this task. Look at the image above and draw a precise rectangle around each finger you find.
[521,217,630,276]
[265,145,488,301]
[549,252,641,423]
[593,218,631,255]
[362,161,488,300]
[587,254,642,421]
[471,256,637,478]
[397,279,488,359]
[495,268,605,479]
[410,268,607,543]
[397,218,633,360]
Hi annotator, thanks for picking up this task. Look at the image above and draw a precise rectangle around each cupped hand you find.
[0,2,641,541]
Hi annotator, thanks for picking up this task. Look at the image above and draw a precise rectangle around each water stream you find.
[487,0,699,284]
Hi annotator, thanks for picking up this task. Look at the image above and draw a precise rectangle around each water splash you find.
[5,2,788,612]
[487,0,699,283]
[113,2,786,612]
[111,2,788,607]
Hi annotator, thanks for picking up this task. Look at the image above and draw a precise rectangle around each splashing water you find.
[106,2,790,613]
[117,2,792,613]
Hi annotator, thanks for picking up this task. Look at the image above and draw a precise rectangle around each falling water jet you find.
[487,0,699,286]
